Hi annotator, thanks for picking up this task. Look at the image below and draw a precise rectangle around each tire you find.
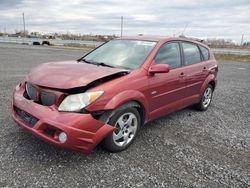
[33,42,40,45]
[195,84,213,111]
[42,41,50,45]
[100,103,141,152]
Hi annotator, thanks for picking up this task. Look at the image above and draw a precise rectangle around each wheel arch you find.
[123,100,146,126]
[103,90,149,125]
[208,80,216,91]
[199,75,216,99]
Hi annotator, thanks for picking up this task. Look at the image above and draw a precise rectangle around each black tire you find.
[195,84,213,111]
[100,103,141,152]
[33,41,40,45]
[42,41,50,45]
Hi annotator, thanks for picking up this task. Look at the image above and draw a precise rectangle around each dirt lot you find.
[0,43,249,187]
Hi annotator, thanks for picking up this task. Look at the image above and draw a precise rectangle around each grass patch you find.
[215,54,250,62]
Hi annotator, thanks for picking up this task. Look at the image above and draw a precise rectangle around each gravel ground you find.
[0,43,249,188]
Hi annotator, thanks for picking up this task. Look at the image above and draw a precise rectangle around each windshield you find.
[82,40,156,70]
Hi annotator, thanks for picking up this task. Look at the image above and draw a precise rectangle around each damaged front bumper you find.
[11,84,115,153]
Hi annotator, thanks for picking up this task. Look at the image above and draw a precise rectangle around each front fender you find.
[104,90,149,115]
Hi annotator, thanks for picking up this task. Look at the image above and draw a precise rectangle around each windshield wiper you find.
[81,59,114,68]
[80,58,93,64]
[80,58,127,69]
[94,62,115,68]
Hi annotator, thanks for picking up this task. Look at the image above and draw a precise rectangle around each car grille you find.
[15,107,38,127]
[25,83,56,106]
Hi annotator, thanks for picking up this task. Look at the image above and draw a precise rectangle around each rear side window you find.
[182,42,201,65]
[199,46,209,61]
[154,42,181,69]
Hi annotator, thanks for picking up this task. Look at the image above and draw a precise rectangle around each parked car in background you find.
[12,36,218,153]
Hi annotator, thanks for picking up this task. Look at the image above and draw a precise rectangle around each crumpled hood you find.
[27,61,126,89]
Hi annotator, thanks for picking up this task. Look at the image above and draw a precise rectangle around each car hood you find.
[27,61,128,89]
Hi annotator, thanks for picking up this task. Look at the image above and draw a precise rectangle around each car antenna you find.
[180,23,189,38]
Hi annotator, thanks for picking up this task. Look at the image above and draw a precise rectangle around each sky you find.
[0,0,250,43]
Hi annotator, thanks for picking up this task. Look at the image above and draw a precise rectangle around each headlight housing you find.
[58,91,104,112]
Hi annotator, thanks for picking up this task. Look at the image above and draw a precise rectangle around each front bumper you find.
[11,84,115,153]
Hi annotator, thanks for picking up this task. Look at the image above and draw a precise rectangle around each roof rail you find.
[179,35,205,43]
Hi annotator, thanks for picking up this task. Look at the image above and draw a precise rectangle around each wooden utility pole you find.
[22,12,26,38]
[121,16,123,37]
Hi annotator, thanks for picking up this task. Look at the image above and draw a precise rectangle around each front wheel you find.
[100,105,141,152]
[195,84,213,111]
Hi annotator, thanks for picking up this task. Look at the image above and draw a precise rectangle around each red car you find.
[12,36,218,153]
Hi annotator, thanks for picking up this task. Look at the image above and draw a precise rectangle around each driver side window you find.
[154,42,181,69]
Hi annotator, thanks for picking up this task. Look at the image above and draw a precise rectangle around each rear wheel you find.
[100,103,141,152]
[195,84,213,111]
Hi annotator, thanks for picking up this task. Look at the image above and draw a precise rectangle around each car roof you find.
[117,36,209,48]
[117,36,167,42]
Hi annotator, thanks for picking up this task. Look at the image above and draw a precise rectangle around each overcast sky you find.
[0,0,249,42]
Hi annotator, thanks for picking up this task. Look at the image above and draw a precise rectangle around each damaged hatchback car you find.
[12,36,218,153]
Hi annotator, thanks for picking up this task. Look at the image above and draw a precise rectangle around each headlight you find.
[58,91,104,112]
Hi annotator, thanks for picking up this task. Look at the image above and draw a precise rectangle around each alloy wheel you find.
[113,112,138,147]
[202,87,212,108]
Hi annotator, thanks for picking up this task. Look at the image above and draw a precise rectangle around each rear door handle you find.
[179,72,185,78]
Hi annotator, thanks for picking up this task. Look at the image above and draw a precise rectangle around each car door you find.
[180,42,208,106]
[148,42,186,120]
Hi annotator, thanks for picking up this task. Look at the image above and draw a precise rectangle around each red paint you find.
[27,61,124,89]
[12,36,218,153]
[149,63,170,74]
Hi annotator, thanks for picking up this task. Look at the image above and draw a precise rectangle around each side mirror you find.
[149,63,170,75]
